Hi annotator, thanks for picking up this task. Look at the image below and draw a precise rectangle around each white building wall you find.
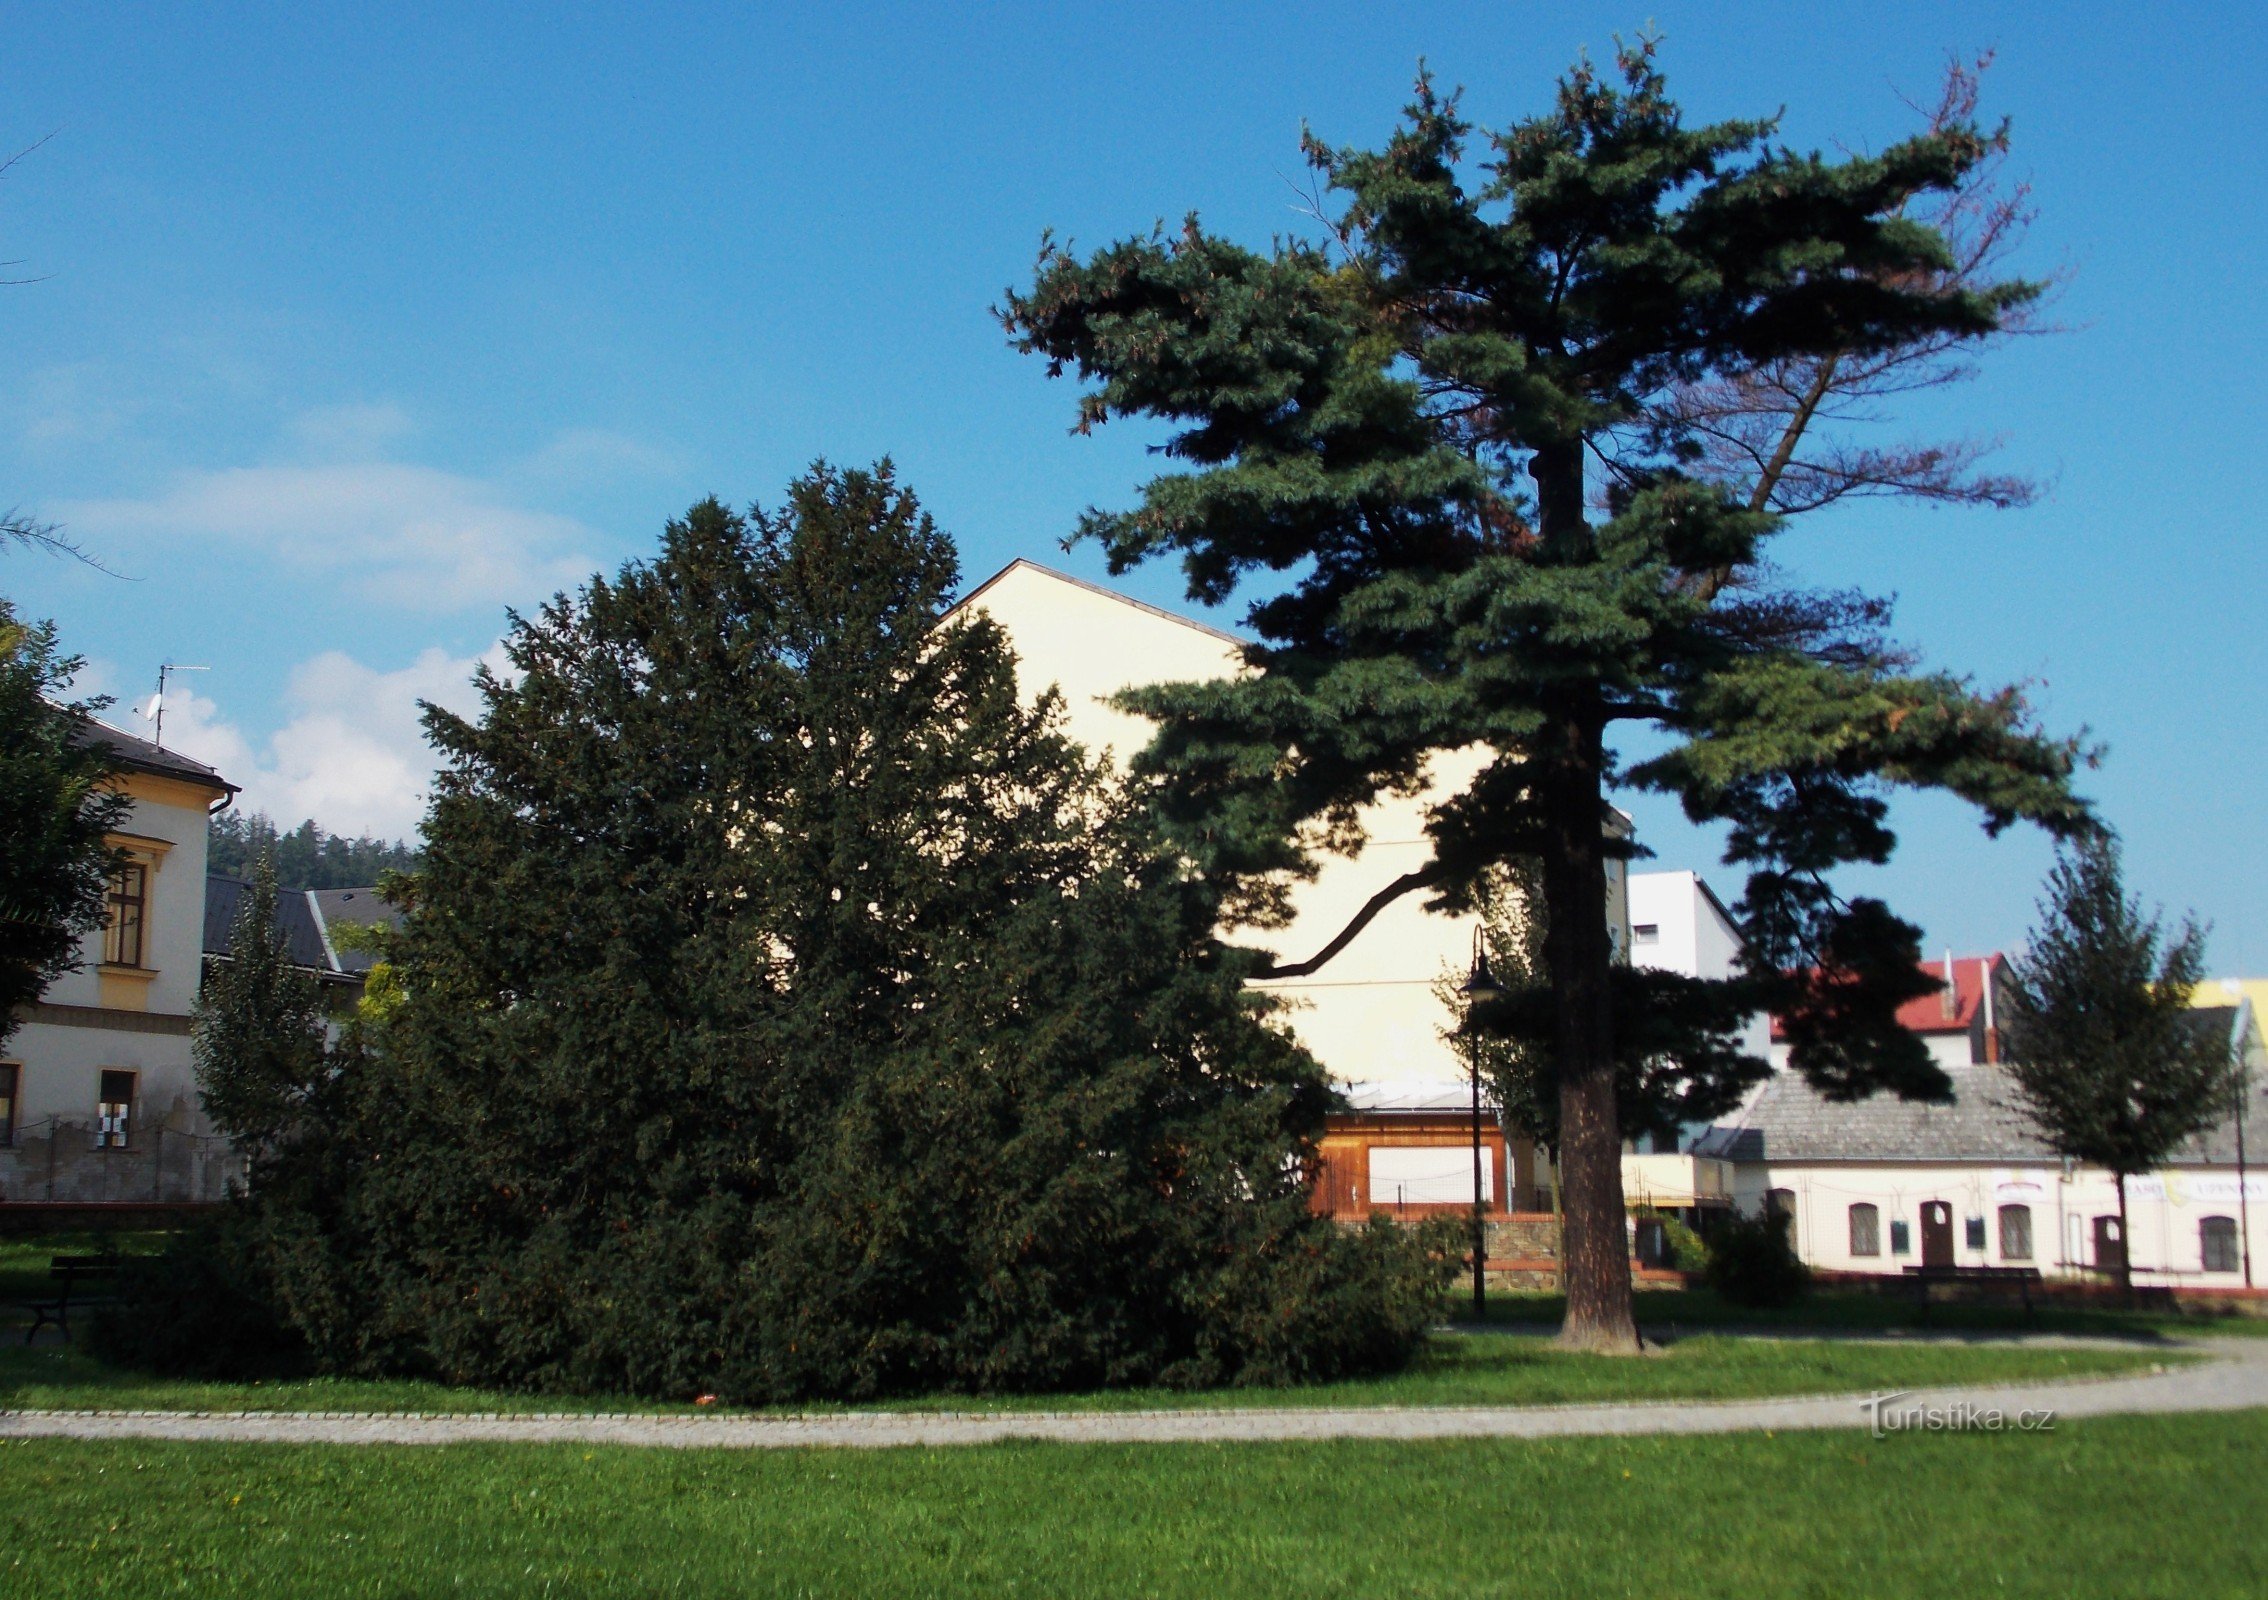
[1734,1158,2267,1285]
[2,762,234,1202]
[965,561,1632,1105]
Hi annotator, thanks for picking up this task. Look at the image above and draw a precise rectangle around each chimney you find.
[1941,949,1958,1022]
[1982,955,2001,1064]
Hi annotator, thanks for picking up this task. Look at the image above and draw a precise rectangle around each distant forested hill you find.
[208,811,423,889]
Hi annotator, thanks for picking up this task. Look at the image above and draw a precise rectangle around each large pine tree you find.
[1003,42,2091,1349]
[266,464,1440,1401]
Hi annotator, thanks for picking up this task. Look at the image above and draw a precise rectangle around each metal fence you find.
[0,1114,242,1205]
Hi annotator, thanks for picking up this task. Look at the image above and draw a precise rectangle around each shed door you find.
[2093,1215,2126,1272]
[1919,1201,1955,1268]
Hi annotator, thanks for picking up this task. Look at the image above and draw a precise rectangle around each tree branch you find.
[1253,865,1445,979]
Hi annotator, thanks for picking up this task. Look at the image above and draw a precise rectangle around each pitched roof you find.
[950,558,1248,646]
[307,886,407,975]
[203,877,400,981]
[1692,1063,2052,1163]
[1769,953,2003,1041]
[1700,1005,2268,1166]
[203,875,332,971]
[71,716,236,793]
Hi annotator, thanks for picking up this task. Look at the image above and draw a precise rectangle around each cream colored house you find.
[1,720,241,1204]
[956,559,1632,1218]
[1696,1002,2266,1287]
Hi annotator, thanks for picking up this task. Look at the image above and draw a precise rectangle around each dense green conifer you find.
[2000,840,2236,1300]
[1003,42,2091,1347]
[259,464,1441,1401]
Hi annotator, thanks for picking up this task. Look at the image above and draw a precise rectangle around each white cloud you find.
[517,427,686,485]
[62,460,600,613]
[153,644,503,841]
[287,401,417,460]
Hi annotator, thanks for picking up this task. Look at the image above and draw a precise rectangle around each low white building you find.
[1694,1002,2267,1287]
[1,720,241,1205]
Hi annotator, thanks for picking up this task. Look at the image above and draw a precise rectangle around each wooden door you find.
[1919,1201,1955,1268]
[2093,1215,2126,1272]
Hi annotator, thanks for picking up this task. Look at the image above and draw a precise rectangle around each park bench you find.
[1901,1263,2044,1320]
[24,1255,120,1345]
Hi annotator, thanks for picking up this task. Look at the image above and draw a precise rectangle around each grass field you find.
[1,1411,2260,1597]
[0,1332,2170,1417]
[0,1233,168,1305]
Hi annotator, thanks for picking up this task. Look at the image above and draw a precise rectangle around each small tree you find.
[193,855,331,1160]
[0,601,127,1053]
[2000,839,2235,1299]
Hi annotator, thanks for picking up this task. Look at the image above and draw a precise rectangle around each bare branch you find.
[1253,865,1444,979]
[1641,51,2062,552]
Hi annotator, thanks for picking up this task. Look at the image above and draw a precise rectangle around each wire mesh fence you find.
[0,1113,242,1205]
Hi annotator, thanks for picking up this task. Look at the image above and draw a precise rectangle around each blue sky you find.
[4,3,2262,970]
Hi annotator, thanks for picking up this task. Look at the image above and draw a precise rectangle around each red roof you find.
[1770,954,2005,1040]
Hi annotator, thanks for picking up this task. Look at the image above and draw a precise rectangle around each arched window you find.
[2201,1215,2240,1274]
[1998,1204,2033,1262]
[1848,1203,1880,1257]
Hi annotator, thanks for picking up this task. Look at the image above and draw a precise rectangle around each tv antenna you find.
[145,662,208,748]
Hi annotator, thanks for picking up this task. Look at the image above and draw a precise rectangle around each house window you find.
[2201,1215,2240,1274]
[1848,1203,1880,1257]
[0,1062,17,1146]
[1889,1219,1911,1256]
[104,863,148,968]
[1999,1204,2033,1262]
[1633,924,1659,945]
[96,1069,135,1150]
[1965,1216,1987,1252]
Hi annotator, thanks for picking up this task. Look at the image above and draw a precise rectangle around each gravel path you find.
[4,1336,2262,1451]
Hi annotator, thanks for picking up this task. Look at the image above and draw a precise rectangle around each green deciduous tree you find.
[0,600,126,1052]
[254,464,1444,1402]
[1003,41,2090,1349]
[2000,839,2235,1300]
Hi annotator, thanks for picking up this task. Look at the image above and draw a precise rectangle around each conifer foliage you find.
[193,854,332,1157]
[1003,42,2093,1348]
[2000,839,2236,1299]
[255,464,1442,1402]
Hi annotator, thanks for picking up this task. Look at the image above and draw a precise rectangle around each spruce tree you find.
[1003,41,2091,1348]
[2000,839,2234,1300]
[0,600,128,1052]
[270,464,1440,1401]
[192,854,332,1158]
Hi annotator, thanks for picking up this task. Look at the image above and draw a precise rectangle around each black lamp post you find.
[1458,927,1506,1323]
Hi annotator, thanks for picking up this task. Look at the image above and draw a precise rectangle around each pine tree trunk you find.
[1530,439,1641,1355]
[1539,692,1640,1354]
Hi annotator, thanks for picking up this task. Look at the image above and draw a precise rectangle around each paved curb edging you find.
[2,1339,2258,1450]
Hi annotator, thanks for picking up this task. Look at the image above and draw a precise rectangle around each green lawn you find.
[0,1332,2168,1417]
[1489,1284,2268,1340]
[0,1232,170,1305]
[0,1411,2260,1597]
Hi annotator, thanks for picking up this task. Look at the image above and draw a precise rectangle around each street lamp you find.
[1458,927,1505,1323]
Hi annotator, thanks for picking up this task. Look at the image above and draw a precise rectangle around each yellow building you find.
[1,720,241,1204]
